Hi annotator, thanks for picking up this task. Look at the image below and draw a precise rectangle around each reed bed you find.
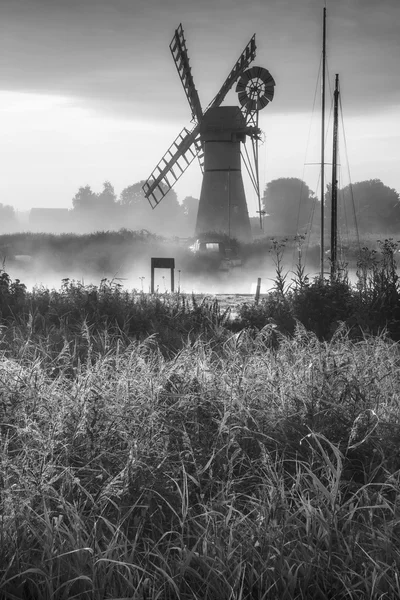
[0,322,399,599]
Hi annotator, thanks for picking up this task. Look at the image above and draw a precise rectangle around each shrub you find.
[292,276,354,339]
[0,269,27,319]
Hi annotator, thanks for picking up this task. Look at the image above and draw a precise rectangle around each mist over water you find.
[4,259,278,296]
[2,229,366,298]
[4,250,280,296]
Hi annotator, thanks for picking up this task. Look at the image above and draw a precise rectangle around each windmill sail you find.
[142,125,203,208]
[206,34,256,111]
[170,24,203,124]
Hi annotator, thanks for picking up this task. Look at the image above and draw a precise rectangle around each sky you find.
[0,0,399,215]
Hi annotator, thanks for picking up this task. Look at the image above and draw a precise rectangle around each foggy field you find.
[0,230,265,294]
[1,233,400,599]
[0,229,375,295]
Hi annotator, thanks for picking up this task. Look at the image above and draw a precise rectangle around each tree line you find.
[262,177,400,236]
[70,181,197,235]
[69,176,400,236]
[1,177,399,236]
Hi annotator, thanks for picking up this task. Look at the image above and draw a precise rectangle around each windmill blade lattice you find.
[170,24,203,124]
[236,66,275,112]
[206,35,256,111]
[142,125,203,208]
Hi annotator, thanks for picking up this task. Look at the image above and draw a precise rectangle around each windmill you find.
[142,24,275,242]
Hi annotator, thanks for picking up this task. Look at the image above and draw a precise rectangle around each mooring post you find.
[255,278,261,304]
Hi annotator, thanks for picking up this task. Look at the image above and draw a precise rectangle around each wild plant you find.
[291,234,309,291]
[0,268,27,320]
[237,239,296,335]
[355,238,400,339]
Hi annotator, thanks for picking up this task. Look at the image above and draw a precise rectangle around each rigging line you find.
[304,171,321,271]
[337,146,352,258]
[304,192,318,272]
[295,61,334,270]
[242,144,258,192]
[251,133,262,219]
[293,53,322,268]
[323,97,334,200]
[301,65,333,214]
[339,148,350,249]
[241,149,258,200]
[337,151,347,258]
[324,60,335,168]
[260,133,268,219]
[339,91,361,253]
[325,58,334,106]
[243,142,256,189]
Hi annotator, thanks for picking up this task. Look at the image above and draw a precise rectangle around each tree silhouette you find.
[71,182,120,231]
[119,182,146,208]
[118,181,184,235]
[72,185,98,211]
[0,203,17,232]
[325,179,400,234]
[98,181,117,211]
[262,178,317,236]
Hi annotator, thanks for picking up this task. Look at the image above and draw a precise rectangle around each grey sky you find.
[1,0,399,121]
[1,0,399,212]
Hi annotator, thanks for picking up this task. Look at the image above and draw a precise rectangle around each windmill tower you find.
[142,25,275,242]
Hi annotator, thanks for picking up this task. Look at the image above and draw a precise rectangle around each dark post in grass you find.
[151,258,175,293]
[255,277,261,304]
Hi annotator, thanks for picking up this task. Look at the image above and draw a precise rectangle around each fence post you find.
[255,278,261,304]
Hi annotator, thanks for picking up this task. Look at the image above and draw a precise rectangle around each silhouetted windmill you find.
[142,24,275,242]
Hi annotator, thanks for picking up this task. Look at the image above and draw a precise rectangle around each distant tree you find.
[72,185,98,211]
[182,196,199,234]
[0,203,16,221]
[97,181,117,210]
[119,182,146,208]
[0,203,16,231]
[118,180,184,235]
[262,178,316,236]
[71,182,121,231]
[325,179,400,234]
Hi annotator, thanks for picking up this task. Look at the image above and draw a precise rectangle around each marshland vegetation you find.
[0,234,400,599]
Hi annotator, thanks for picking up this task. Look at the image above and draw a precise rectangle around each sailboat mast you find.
[320,6,326,278]
[330,74,339,279]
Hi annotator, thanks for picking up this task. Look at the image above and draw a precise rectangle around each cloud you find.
[0,0,399,123]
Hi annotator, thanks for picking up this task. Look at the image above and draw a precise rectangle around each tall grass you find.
[0,323,400,599]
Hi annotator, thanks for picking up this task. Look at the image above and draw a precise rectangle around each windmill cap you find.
[200,106,246,133]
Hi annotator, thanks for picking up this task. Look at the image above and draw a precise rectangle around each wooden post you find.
[255,278,261,304]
